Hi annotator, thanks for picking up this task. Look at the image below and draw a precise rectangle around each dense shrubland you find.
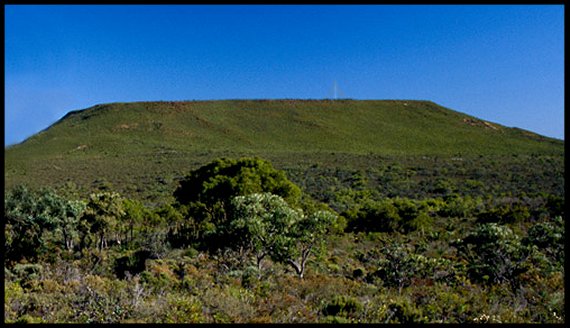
[4,157,564,323]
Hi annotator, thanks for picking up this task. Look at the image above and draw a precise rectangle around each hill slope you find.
[7,99,562,156]
[5,99,564,201]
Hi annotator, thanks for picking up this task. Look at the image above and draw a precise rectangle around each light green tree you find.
[5,185,86,262]
[230,193,341,278]
[231,193,301,270]
[280,210,340,278]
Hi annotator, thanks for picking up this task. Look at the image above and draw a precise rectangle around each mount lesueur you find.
[5,99,563,203]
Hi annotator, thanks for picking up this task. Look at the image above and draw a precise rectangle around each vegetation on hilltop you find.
[7,100,563,158]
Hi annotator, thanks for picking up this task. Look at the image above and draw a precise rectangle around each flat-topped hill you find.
[5,99,564,202]
[7,99,562,157]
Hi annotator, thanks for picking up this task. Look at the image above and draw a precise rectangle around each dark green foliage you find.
[174,157,301,207]
[121,198,146,247]
[322,295,363,317]
[454,223,533,286]
[524,216,564,249]
[477,197,531,224]
[544,194,564,217]
[345,199,401,232]
[352,267,365,279]
[12,263,44,290]
[523,216,564,268]
[172,157,302,248]
[5,185,85,263]
[345,197,437,234]
[81,192,125,251]
[385,299,427,323]
[114,250,154,279]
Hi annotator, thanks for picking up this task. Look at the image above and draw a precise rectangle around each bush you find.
[174,157,301,208]
[385,299,427,323]
[114,249,154,279]
[322,295,363,318]
[172,158,303,247]
[368,242,460,290]
[522,216,564,268]
[5,185,85,262]
[161,294,204,323]
[345,199,401,233]
[454,223,532,285]
[352,267,366,279]
[12,263,44,290]
[346,197,437,234]
[477,198,531,224]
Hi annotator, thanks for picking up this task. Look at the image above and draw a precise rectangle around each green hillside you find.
[7,99,563,155]
[5,99,564,202]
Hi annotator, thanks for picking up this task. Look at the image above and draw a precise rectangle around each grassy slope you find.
[5,99,564,201]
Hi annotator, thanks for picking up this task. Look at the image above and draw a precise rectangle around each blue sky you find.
[5,4,564,146]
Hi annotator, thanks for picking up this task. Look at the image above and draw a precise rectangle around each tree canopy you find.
[172,157,303,246]
[174,157,302,208]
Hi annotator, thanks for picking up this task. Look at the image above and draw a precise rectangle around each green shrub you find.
[161,293,204,323]
[345,199,401,232]
[385,299,426,323]
[454,223,531,285]
[522,216,564,267]
[114,249,153,279]
[15,314,45,324]
[477,198,531,224]
[352,267,366,279]
[13,263,44,290]
[322,315,352,323]
[241,266,261,289]
[322,295,363,318]
[172,157,303,247]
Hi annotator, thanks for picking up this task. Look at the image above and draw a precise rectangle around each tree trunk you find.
[256,252,267,271]
[63,230,71,251]
[287,259,304,279]
[287,245,313,279]
[99,233,106,251]
[65,238,74,251]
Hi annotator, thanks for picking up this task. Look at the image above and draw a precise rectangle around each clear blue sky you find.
[5,4,564,146]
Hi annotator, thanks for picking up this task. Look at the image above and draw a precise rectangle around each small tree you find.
[346,199,401,233]
[279,210,340,278]
[81,192,125,251]
[230,193,301,270]
[121,198,144,247]
[5,185,85,262]
[172,157,302,247]
[230,193,340,278]
[454,223,532,286]
[58,199,86,252]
